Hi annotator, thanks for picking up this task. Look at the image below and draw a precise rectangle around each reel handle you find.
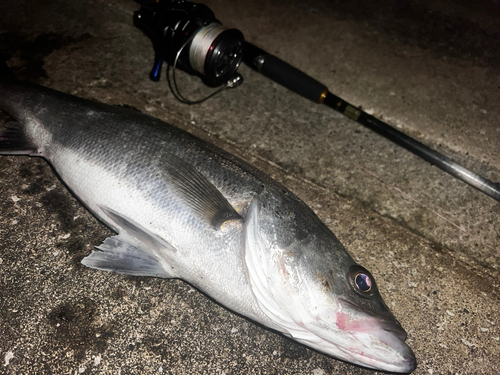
[150,55,164,82]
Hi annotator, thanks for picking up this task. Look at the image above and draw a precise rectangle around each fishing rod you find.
[241,44,500,202]
[133,0,500,203]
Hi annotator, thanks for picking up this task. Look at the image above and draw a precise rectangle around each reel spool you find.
[188,23,243,85]
[134,0,244,102]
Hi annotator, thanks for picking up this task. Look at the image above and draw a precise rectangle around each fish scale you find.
[0,61,416,373]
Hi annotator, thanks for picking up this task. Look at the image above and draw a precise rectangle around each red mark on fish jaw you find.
[336,312,378,333]
[336,312,353,331]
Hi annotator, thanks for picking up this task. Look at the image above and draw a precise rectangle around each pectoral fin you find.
[158,151,241,228]
[82,235,173,278]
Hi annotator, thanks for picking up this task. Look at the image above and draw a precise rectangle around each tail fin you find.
[0,122,38,155]
[0,58,36,155]
[0,55,17,82]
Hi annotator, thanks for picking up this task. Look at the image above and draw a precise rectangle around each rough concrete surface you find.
[0,0,499,374]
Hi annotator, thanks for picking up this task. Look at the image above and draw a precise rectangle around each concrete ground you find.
[1,0,499,374]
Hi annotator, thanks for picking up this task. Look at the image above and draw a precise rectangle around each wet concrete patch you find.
[47,298,114,362]
[17,161,46,178]
[0,32,92,83]
[40,190,78,232]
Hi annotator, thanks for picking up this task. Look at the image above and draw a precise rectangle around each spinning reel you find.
[134,0,244,103]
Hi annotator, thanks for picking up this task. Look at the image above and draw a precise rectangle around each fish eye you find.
[348,265,377,296]
[355,272,372,292]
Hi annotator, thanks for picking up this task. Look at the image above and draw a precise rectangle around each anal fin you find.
[82,235,173,278]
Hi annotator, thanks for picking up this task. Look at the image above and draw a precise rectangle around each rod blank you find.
[243,42,500,202]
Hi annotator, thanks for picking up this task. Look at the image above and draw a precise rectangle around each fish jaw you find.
[271,299,417,373]
[331,298,416,372]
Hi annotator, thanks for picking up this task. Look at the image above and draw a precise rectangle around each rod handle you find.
[243,42,327,103]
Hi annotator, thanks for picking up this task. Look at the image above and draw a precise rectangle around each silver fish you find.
[0,62,416,373]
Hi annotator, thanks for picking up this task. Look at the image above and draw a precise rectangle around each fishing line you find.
[329,140,498,253]
[189,23,225,76]
[327,139,497,252]
[324,139,471,235]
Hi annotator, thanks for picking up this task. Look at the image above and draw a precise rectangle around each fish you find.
[0,59,416,373]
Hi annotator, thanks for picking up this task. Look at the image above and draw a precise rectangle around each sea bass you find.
[0,62,416,373]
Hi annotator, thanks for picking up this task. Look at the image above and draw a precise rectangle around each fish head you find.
[306,261,417,373]
[244,200,416,372]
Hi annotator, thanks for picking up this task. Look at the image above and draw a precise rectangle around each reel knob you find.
[149,56,164,82]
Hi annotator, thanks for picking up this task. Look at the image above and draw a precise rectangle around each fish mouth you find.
[332,298,417,373]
